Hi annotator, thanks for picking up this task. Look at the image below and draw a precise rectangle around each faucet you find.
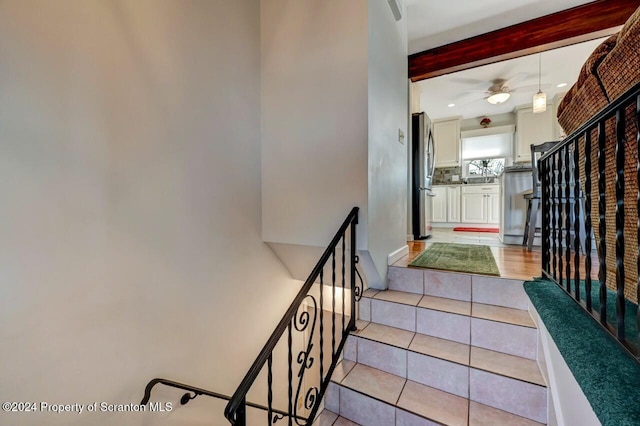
[481,160,490,183]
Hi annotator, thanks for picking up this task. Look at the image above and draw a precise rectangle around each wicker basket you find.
[599,8,640,101]
[557,12,640,303]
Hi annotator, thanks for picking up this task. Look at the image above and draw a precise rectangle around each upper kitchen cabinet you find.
[515,106,553,163]
[433,117,461,167]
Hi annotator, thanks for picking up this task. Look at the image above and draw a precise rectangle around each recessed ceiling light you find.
[556,83,568,88]
[447,103,455,107]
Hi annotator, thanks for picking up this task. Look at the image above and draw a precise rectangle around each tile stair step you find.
[325,361,546,425]
[359,292,538,359]
[385,266,530,310]
[312,409,358,426]
[347,322,546,388]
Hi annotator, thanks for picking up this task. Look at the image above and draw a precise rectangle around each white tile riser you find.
[471,318,537,360]
[470,368,547,424]
[384,267,531,310]
[416,308,471,344]
[338,387,396,425]
[407,351,469,398]
[388,266,423,294]
[357,338,407,377]
[370,299,416,332]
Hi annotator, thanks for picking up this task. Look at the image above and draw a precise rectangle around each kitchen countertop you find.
[504,164,533,173]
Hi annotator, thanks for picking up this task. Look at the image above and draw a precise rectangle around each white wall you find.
[261,0,369,250]
[461,112,516,131]
[367,0,409,284]
[261,0,409,289]
[0,1,299,425]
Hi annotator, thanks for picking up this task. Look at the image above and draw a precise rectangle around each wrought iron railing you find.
[538,81,640,360]
[140,378,294,419]
[224,207,362,425]
[140,208,363,423]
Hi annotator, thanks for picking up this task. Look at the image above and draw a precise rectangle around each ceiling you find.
[405,0,607,120]
[416,37,606,120]
[406,0,596,54]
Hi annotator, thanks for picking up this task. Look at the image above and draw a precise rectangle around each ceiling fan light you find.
[533,90,547,113]
[487,92,510,105]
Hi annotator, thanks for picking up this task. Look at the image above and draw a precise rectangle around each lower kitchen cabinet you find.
[487,192,500,224]
[432,185,461,224]
[461,185,499,224]
[432,186,447,222]
[447,186,461,222]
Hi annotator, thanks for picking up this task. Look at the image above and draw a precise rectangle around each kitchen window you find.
[461,131,512,178]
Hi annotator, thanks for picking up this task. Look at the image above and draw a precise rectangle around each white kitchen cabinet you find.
[431,186,447,222]
[461,193,487,223]
[515,107,553,162]
[461,185,499,224]
[433,118,461,167]
[447,186,461,222]
[487,193,500,224]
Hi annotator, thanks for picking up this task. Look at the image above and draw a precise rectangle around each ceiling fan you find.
[455,73,551,106]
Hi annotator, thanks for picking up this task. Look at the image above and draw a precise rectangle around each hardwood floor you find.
[394,239,542,281]
[394,229,601,282]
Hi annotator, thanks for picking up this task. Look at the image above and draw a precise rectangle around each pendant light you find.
[533,54,546,113]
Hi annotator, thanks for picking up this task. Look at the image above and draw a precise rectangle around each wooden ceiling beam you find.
[409,0,640,82]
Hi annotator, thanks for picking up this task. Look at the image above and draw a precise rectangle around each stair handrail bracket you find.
[225,207,361,425]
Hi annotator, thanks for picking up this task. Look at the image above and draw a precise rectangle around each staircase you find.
[317,265,548,425]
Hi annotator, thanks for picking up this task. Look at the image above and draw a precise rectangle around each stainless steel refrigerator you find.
[411,112,435,240]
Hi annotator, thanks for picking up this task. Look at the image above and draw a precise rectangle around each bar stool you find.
[523,141,558,250]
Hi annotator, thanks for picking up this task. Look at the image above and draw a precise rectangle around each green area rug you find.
[408,243,500,276]
[524,279,640,425]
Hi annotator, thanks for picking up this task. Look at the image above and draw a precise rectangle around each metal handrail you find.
[140,378,296,420]
[224,207,360,425]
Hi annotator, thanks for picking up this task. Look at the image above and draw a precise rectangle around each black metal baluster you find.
[319,269,324,383]
[341,235,346,334]
[558,151,564,287]
[350,220,357,332]
[585,130,593,311]
[541,158,550,274]
[221,207,359,426]
[598,120,608,324]
[565,145,572,293]
[574,140,581,300]
[331,248,336,357]
[288,323,293,426]
[615,108,626,341]
[267,354,273,424]
[550,153,556,279]
[552,152,558,281]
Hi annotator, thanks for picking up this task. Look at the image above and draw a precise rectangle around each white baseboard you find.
[406,234,414,241]
[388,245,409,266]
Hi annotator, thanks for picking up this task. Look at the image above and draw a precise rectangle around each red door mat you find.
[453,227,499,233]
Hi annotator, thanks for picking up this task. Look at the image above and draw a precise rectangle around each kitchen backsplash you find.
[433,166,462,184]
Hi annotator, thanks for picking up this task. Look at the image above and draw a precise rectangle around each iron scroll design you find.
[141,208,362,423]
[225,207,360,425]
[292,295,318,425]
